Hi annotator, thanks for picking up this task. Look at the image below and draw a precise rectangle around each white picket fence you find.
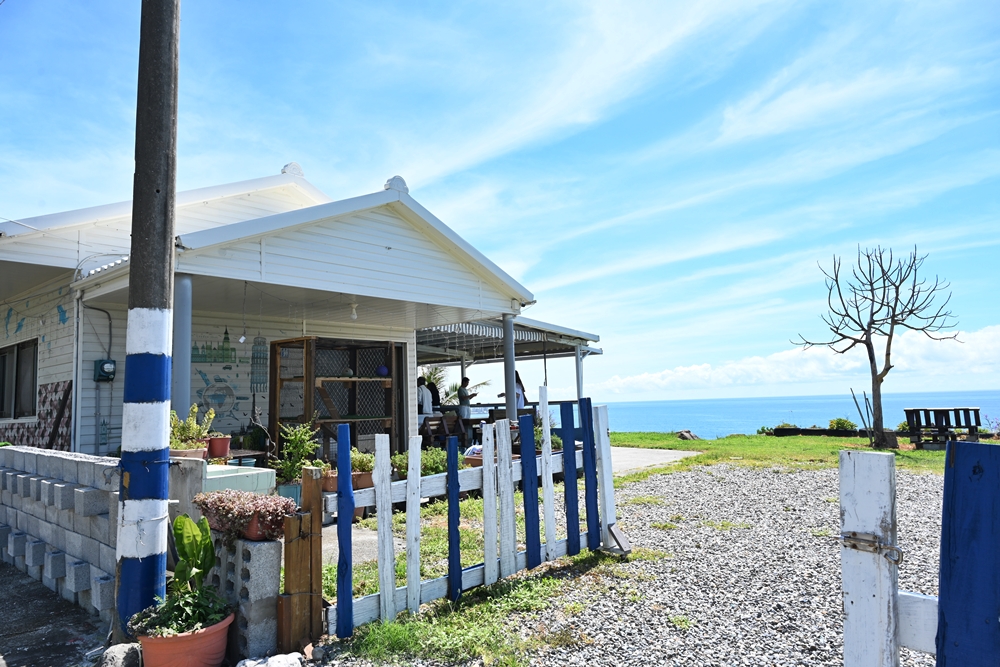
[839,450,938,665]
[323,390,621,633]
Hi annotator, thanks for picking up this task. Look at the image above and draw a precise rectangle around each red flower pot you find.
[139,612,234,667]
[207,436,231,458]
[241,513,267,541]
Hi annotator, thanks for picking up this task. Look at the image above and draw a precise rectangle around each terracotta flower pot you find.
[170,446,208,459]
[139,612,234,667]
[241,513,266,541]
[325,473,373,520]
[207,436,231,458]
[322,473,337,492]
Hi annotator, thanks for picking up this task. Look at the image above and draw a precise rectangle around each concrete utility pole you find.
[114,0,180,640]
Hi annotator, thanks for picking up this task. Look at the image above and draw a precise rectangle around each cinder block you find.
[8,530,26,556]
[73,510,92,538]
[82,534,100,566]
[61,458,79,484]
[0,506,6,525]
[93,462,120,492]
[14,554,26,572]
[108,491,120,526]
[77,588,92,612]
[65,559,91,592]
[45,503,57,524]
[16,509,28,531]
[45,549,67,578]
[0,524,11,550]
[78,461,95,489]
[12,450,25,472]
[4,471,18,492]
[90,570,115,610]
[57,508,74,531]
[75,487,109,517]
[1,489,10,507]
[23,450,37,474]
[25,539,46,567]
[0,468,8,491]
[42,572,58,592]
[99,543,116,575]
[99,608,114,625]
[90,513,111,545]
[36,453,54,478]
[65,531,84,561]
[1,549,12,565]
[0,448,10,467]
[17,473,31,497]
[51,524,66,551]
[54,482,78,510]
[236,538,282,604]
[28,564,42,580]
[28,475,43,501]
[58,577,78,604]
[38,518,54,545]
[40,478,57,506]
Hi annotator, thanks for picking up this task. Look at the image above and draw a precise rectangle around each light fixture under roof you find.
[350,303,358,320]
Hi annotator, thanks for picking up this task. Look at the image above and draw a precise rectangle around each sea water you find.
[604,390,1000,439]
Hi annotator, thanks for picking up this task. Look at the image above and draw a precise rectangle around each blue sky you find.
[2,1,998,403]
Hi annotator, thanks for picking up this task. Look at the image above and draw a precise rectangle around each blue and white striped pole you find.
[115,0,180,639]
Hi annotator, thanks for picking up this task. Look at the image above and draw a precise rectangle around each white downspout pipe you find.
[72,290,83,452]
[575,345,584,400]
[502,314,517,419]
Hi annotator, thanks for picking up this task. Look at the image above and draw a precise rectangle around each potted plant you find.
[309,459,336,492]
[271,422,319,506]
[322,451,376,520]
[828,417,859,438]
[193,489,297,546]
[206,431,231,458]
[170,405,216,459]
[127,514,232,667]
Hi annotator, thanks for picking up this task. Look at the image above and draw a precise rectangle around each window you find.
[0,339,37,419]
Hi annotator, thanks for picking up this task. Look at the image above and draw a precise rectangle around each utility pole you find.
[114,0,180,641]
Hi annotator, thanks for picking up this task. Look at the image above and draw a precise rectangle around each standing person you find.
[498,371,528,412]
[457,377,477,420]
[417,377,434,424]
[427,380,441,411]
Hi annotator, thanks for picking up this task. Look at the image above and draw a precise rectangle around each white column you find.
[574,345,584,400]
[502,314,516,418]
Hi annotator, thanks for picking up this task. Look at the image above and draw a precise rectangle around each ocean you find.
[603,390,1000,439]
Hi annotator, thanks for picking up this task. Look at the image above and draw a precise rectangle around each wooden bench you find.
[904,407,981,450]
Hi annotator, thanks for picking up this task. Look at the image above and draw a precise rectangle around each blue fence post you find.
[579,397,601,551]
[560,402,580,556]
[519,414,542,569]
[936,440,1000,664]
[335,423,354,638]
[446,435,462,602]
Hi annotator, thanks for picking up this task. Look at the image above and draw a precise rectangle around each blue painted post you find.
[579,398,601,551]
[446,435,462,602]
[936,440,1000,665]
[115,0,180,639]
[519,415,542,568]
[560,402,580,556]
[335,423,355,638]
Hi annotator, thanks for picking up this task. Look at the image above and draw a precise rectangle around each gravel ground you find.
[318,465,944,667]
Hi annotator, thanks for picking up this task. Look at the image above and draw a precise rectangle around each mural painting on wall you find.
[192,326,268,436]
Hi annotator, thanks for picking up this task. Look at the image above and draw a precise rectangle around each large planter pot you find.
[772,427,800,437]
[827,429,858,438]
[324,473,373,521]
[207,436,231,458]
[170,446,208,459]
[139,612,234,667]
[276,482,301,507]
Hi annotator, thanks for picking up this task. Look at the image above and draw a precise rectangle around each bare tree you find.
[795,246,957,448]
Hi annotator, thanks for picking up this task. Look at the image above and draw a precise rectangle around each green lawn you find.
[610,431,946,476]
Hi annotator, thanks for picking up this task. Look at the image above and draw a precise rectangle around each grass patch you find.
[610,432,945,474]
[701,520,752,531]
[624,495,665,506]
[651,521,679,530]
[811,527,833,537]
[669,614,693,630]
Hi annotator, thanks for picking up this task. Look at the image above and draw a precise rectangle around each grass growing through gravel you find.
[610,432,946,474]
[702,519,752,531]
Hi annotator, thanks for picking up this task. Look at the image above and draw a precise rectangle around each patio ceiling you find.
[416,316,601,366]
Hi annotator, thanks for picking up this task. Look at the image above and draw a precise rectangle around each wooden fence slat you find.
[446,435,462,602]
[482,423,499,585]
[538,387,558,562]
[373,433,396,621]
[937,440,1000,664]
[519,414,542,569]
[560,402,580,556]
[278,512,303,653]
[579,397,601,552]
[593,404,616,548]
[405,435,423,614]
[335,423,355,638]
[898,592,937,655]
[496,420,517,578]
[301,466,324,642]
[839,450,898,667]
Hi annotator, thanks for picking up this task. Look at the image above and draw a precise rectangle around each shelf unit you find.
[268,336,398,454]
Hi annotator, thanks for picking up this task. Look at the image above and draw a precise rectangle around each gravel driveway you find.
[534,465,942,667]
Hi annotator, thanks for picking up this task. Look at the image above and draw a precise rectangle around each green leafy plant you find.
[127,514,229,638]
[306,459,332,476]
[828,417,858,431]
[169,404,215,450]
[0,441,11,447]
[897,420,911,432]
[775,422,797,429]
[273,422,319,484]
[351,451,376,474]
[756,426,773,435]
[391,448,469,478]
[533,422,563,450]
[193,490,297,546]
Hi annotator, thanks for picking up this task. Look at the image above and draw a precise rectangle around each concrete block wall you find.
[209,532,281,660]
[0,446,120,625]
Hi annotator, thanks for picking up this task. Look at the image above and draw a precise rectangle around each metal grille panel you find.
[316,349,351,377]
[315,382,349,418]
[357,347,387,377]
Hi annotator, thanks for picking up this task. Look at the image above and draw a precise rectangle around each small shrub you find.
[829,417,857,430]
[273,422,319,484]
[351,452,376,473]
[896,420,910,432]
[390,448,467,477]
[775,422,797,429]
[756,426,773,435]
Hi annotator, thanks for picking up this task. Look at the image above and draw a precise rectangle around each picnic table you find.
[904,407,981,450]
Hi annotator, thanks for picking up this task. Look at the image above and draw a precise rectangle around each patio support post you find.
[171,273,192,415]
[115,0,179,642]
[575,345,584,399]
[502,314,517,419]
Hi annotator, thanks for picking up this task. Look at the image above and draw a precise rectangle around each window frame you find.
[0,338,38,421]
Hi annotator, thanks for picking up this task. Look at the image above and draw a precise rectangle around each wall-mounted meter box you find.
[94,359,116,382]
